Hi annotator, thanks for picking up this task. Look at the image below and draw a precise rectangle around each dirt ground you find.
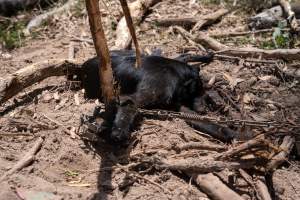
[0,0,300,200]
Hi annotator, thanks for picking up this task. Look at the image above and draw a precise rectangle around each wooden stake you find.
[85,0,116,104]
[119,0,142,68]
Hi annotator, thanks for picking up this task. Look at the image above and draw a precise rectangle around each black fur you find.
[81,50,212,144]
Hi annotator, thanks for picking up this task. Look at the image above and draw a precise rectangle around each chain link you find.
[139,109,300,129]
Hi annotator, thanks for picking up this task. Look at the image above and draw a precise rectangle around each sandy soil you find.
[0,0,299,200]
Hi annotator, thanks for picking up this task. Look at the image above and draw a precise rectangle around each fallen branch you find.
[191,8,229,32]
[24,0,77,34]
[266,135,295,171]
[216,135,267,160]
[113,0,162,49]
[176,142,227,152]
[0,137,43,182]
[155,8,228,31]
[0,132,33,137]
[210,27,299,38]
[255,178,272,200]
[0,59,81,105]
[239,169,271,200]
[221,48,300,61]
[193,173,244,200]
[155,17,198,29]
[174,26,300,61]
[154,157,255,173]
[174,26,227,50]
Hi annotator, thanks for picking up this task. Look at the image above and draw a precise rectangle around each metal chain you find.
[138,109,300,129]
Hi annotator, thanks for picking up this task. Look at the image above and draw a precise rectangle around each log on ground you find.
[0,60,81,105]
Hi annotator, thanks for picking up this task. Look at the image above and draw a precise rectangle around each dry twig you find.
[191,8,228,32]
[210,28,299,38]
[176,142,227,152]
[216,135,267,160]
[155,8,228,31]
[0,137,43,182]
[266,135,295,171]
[174,26,300,61]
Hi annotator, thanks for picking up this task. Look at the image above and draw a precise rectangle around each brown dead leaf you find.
[223,73,244,90]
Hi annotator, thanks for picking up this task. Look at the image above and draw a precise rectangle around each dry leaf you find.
[223,73,244,90]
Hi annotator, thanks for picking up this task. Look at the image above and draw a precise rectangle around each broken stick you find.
[113,0,162,49]
[0,137,43,182]
[193,173,244,200]
[216,135,267,160]
[210,27,299,38]
[266,135,295,171]
[239,169,272,200]
[255,178,272,200]
[154,157,255,173]
[119,0,142,68]
[155,8,228,31]
[176,142,227,152]
[191,8,228,32]
[174,26,300,61]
